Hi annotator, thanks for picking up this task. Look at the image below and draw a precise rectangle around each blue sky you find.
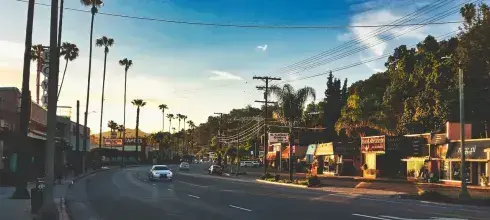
[0,0,465,133]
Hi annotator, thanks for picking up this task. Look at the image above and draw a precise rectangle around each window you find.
[153,166,169,171]
[440,161,450,180]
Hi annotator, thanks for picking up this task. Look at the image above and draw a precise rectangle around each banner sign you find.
[268,133,289,143]
[104,138,123,147]
[361,136,385,153]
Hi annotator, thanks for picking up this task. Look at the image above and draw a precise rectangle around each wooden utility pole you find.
[214,112,224,165]
[76,100,80,175]
[253,76,281,174]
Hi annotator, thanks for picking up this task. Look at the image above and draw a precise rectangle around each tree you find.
[96,36,114,150]
[107,120,117,134]
[158,104,168,131]
[81,0,104,154]
[30,44,44,104]
[58,42,79,98]
[132,99,146,156]
[167,113,174,133]
[176,114,184,131]
[323,72,344,141]
[117,124,124,138]
[118,58,133,167]
[182,115,188,131]
[269,84,315,181]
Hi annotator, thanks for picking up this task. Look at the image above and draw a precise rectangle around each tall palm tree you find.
[96,36,114,150]
[158,104,168,131]
[187,120,196,154]
[176,114,183,131]
[107,120,118,135]
[58,42,79,99]
[118,58,132,167]
[81,0,103,153]
[166,113,174,133]
[182,115,188,131]
[269,84,315,181]
[132,99,146,156]
[30,44,44,104]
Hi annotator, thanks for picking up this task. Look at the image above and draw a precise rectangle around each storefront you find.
[314,141,360,176]
[281,145,307,172]
[361,135,407,178]
[440,139,490,185]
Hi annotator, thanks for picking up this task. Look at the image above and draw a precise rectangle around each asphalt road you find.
[66,163,490,220]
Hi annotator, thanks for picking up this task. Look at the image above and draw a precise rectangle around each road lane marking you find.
[168,189,172,191]
[229,205,252,212]
[352,214,391,220]
[175,180,209,188]
[379,215,416,220]
[188,194,200,199]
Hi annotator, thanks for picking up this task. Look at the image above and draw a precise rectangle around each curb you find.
[256,179,308,188]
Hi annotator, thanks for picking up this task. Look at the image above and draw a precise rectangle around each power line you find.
[276,29,460,85]
[14,0,462,29]
[272,0,466,77]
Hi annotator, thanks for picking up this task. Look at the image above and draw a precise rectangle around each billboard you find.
[268,133,289,143]
[361,136,385,153]
[104,138,123,147]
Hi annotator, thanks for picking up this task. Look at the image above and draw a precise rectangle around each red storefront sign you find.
[361,136,385,153]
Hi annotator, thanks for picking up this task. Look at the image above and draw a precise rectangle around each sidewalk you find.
[0,168,107,220]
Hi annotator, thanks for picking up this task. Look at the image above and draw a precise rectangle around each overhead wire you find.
[268,0,455,76]
[13,0,461,29]
[218,120,264,141]
[275,0,470,78]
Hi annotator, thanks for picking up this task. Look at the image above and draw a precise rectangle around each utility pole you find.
[12,0,35,199]
[75,100,80,176]
[458,63,470,200]
[214,112,224,165]
[253,76,281,174]
[39,0,60,218]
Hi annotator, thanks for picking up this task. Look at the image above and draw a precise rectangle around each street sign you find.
[250,151,253,155]
[268,133,289,143]
[41,79,48,90]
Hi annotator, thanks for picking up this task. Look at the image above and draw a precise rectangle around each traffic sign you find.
[41,79,48,90]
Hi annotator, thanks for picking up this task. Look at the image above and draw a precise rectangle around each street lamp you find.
[442,56,470,200]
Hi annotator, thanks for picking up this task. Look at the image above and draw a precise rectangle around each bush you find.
[264,177,276,182]
[307,175,321,187]
[259,173,274,180]
[418,190,449,202]
[296,180,308,186]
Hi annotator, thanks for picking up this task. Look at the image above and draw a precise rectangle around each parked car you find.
[240,161,259,168]
[208,165,223,175]
[148,165,173,181]
[179,162,190,171]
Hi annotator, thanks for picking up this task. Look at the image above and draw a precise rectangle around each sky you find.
[0,0,467,134]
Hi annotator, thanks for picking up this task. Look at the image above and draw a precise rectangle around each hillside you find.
[90,128,149,144]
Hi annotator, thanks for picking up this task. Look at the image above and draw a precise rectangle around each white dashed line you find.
[188,194,200,199]
[168,189,172,191]
[175,180,209,188]
[352,214,390,219]
[229,205,252,212]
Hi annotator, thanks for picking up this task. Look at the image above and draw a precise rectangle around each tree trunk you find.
[98,50,108,149]
[122,69,127,167]
[57,58,68,99]
[136,107,140,161]
[162,111,165,131]
[12,0,35,199]
[289,122,293,182]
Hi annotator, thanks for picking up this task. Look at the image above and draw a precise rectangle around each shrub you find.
[307,175,321,187]
[259,173,274,180]
[264,177,276,182]
[297,180,308,186]
[418,190,449,202]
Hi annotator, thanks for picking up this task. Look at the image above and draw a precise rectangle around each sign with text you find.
[124,138,146,145]
[104,138,123,147]
[361,136,386,153]
[268,133,289,143]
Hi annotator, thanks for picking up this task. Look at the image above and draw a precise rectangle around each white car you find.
[148,165,173,181]
[179,162,190,171]
[240,161,258,167]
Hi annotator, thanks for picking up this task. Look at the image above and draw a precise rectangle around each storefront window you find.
[440,161,450,180]
[451,161,470,182]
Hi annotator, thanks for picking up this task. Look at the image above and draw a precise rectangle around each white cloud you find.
[337,33,353,42]
[257,44,268,51]
[208,70,243,81]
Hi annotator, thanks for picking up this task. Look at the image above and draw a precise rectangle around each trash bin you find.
[30,178,45,214]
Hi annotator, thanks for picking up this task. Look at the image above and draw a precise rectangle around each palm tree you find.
[269,84,315,181]
[107,120,118,135]
[118,58,132,167]
[158,104,168,131]
[132,99,146,156]
[117,124,124,138]
[81,0,103,153]
[182,115,188,131]
[187,120,196,154]
[30,44,44,104]
[96,36,114,150]
[166,114,174,133]
[58,42,79,99]
[176,114,184,131]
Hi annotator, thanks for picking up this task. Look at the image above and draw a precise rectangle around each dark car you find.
[208,165,223,175]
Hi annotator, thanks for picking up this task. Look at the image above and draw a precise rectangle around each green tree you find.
[166,113,174,133]
[96,36,114,150]
[58,42,79,98]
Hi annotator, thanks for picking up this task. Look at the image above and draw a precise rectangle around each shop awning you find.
[446,139,490,160]
[266,152,276,160]
[281,146,307,159]
[315,143,334,155]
